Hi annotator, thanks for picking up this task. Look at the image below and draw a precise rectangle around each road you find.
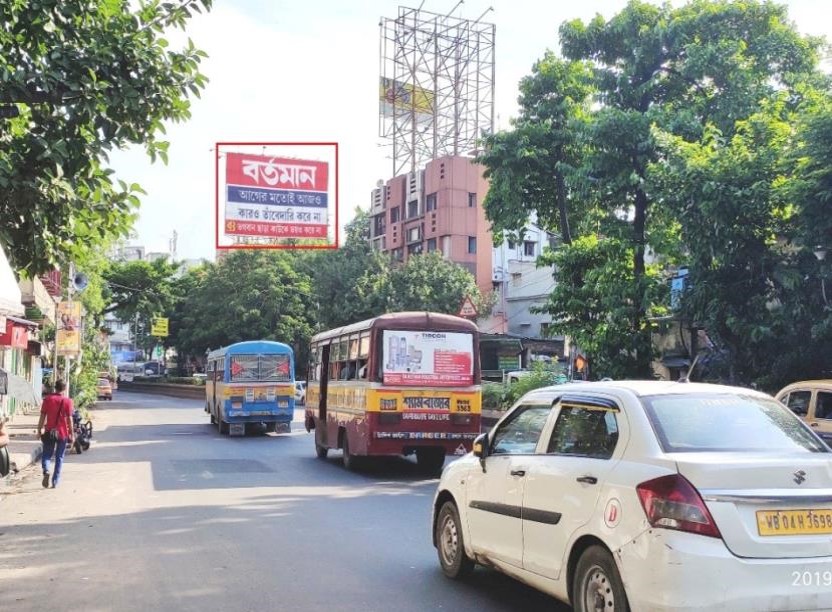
[0,392,566,612]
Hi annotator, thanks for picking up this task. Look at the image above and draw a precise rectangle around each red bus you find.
[305,312,482,475]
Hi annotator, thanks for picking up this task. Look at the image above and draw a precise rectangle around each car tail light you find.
[636,474,721,538]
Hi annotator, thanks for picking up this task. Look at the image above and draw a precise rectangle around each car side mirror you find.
[473,432,488,472]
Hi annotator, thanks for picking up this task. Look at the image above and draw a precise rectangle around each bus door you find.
[211,360,218,412]
[317,344,331,446]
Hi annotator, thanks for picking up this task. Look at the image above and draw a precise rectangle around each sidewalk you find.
[1,409,42,486]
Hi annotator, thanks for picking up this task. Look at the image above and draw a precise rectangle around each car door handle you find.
[576,475,598,484]
[510,469,526,477]
[811,422,820,427]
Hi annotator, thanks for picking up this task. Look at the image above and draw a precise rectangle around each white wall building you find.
[490,218,560,340]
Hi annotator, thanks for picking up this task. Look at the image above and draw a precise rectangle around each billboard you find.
[382,330,474,387]
[224,153,329,240]
[57,301,81,356]
[379,77,434,119]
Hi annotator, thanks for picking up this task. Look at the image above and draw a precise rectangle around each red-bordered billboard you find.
[215,142,339,251]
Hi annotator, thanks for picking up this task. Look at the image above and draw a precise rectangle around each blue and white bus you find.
[205,340,295,435]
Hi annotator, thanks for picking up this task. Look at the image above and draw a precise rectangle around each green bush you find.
[482,382,506,411]
[482,363,567,412]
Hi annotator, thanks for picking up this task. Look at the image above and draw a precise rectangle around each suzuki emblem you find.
[793,470,807,485]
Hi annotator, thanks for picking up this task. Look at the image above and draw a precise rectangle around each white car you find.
[294,381,306,405]
[432,380,832,612]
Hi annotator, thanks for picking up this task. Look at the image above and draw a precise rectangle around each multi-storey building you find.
[368,155,494,298]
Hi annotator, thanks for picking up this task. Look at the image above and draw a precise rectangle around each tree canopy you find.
[479,0,831,386]
[0,0,211,274]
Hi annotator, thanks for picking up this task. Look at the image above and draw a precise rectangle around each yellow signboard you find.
[56,302,82,356]
[379,77,434,116]
[151,317,169,337]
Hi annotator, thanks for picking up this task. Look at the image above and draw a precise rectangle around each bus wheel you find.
[342,434,358,471]
[417,448,446,476]
[265,423,277,434]
[315,443,328,459]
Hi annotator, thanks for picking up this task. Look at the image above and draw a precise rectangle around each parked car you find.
[294,381,306,405]
[96,378,113,401]
[776,380,832,444]
[432,380,832,612]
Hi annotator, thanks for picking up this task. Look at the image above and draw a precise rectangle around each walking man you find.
[37,379,74,488]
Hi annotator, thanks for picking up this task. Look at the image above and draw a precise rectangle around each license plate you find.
[756,509,832,536]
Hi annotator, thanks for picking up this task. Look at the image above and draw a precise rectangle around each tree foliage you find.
[170,250,316,366]
[307,210,487,329]
[0,0,212,274]
[103,257,180,323]
[479,0,830,384]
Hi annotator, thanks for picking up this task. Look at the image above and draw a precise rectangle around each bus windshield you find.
[381,330,474,386]
[230,354,291,383]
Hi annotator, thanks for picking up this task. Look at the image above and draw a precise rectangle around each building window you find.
[511,272,522,287]
[407,199,419,219]
[407,226,421,243]
[507,239,516,250]
[468,192,476,207]
[524,241,536,257]
[408,243,423,255]
[468,236,477,254]
[540,322,551,337]
[426,193,437,211]
[390,207,400,223]
[427,238,437,252]
[392,248,403,262]
[373,214,385,237]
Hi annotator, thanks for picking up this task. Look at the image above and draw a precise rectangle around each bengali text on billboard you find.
[224,153,329,240]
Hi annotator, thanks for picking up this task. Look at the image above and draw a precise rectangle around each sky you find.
[108,0,832,261]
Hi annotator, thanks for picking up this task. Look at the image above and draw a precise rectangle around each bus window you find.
[359,332,370,359]
[349,334,359,361]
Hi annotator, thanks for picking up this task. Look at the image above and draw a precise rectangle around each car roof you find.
[777,380,832,392]
[518,379,770,404]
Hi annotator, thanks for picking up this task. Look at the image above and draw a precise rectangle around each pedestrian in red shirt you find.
[37,379,74,488]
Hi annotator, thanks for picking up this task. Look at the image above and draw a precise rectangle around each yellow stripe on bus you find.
[306,383,481,414]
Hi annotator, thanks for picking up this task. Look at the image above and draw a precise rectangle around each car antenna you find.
[677,352,701,384]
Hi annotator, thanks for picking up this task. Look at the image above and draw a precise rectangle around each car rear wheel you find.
[435,501,474,579]
[572,545,629,612]
[315,443,328,459]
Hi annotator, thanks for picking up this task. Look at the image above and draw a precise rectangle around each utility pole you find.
[65,262,75,396]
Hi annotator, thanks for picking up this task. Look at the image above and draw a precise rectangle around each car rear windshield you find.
[641,393,828,453]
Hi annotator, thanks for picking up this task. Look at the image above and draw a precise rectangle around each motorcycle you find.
[72,409,93,454]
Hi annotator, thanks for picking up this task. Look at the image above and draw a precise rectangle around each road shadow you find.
[0,495,566,612]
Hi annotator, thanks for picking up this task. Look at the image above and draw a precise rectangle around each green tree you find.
[172,250,316,368]
[102,257,180,324]
[479,0,824,379]
[307,209,390,329]
[387,252,488,315]
[0,0,211,274]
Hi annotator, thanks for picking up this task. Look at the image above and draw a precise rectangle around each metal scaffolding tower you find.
[379,3,495,177]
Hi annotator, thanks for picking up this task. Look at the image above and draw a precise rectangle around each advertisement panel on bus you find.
[381,330,473,386]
